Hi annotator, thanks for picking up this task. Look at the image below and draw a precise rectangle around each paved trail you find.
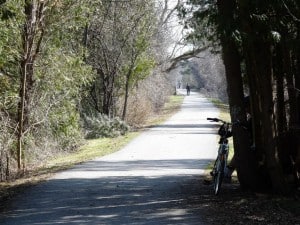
[0,90,219,225]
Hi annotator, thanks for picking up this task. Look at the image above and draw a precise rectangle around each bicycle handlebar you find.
[207,117,242,127]
[207,117,226,123]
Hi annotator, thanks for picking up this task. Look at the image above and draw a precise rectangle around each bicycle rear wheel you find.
[213,157,225,195]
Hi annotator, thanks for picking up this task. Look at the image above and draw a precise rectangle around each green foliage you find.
[0,0,96,167]
[24,0,96,153]
[0,1,22,69]
[121,54,155,87]
[0,0,16,20]
[133,56,155,81]
[83,0,158,116]
[83,114,130,139]
[36,49,94,93]
[44,0,90,52]
[32,47,94,150]
[178,0,220,47]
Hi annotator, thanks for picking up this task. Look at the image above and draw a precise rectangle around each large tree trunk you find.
[274,45,287,135]
[256,41,288,194]
[243,35,288,193]
[274,45,292,177]
[217,0,260,190]
[102,74,115,117]
[237,0,288,193]
[282,40,298,128]
[17,1,35,170]
[242,40,265,180]
[17,0,45,170]
[17,61,34,170]
[293,26,300,181]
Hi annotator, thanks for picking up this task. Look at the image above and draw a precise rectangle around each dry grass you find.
[209,98,230,121]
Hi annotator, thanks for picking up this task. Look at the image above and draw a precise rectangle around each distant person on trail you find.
[186,84,190,96]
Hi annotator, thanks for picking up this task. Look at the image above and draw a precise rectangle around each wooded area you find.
[180,0,300,193]
[0,0,181,180]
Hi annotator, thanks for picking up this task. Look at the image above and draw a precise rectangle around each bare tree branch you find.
[159,0,180,26]
[282,0,300,22]
[164,46,209,72]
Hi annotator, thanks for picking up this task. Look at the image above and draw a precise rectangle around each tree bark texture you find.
[237,0,289,193]
[17,0,45,169]
[217,0,260,190]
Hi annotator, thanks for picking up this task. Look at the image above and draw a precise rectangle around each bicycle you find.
[207,117,233,195]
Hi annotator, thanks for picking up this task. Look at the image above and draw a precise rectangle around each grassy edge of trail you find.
[0,94,185,205]
[209,98,230,121]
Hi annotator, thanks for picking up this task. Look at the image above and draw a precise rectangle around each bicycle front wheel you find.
[213,157,225,195]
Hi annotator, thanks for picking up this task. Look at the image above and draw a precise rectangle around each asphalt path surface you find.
[0,90,219,225]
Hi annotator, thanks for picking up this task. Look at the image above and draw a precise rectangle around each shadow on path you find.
[0,159,214,225]
[0,92,220,225]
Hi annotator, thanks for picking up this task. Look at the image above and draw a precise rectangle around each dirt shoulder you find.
[190,175,300,225]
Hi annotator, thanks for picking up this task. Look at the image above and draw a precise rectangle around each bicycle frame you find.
[207,117,232,195]
[212,143,228,169]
